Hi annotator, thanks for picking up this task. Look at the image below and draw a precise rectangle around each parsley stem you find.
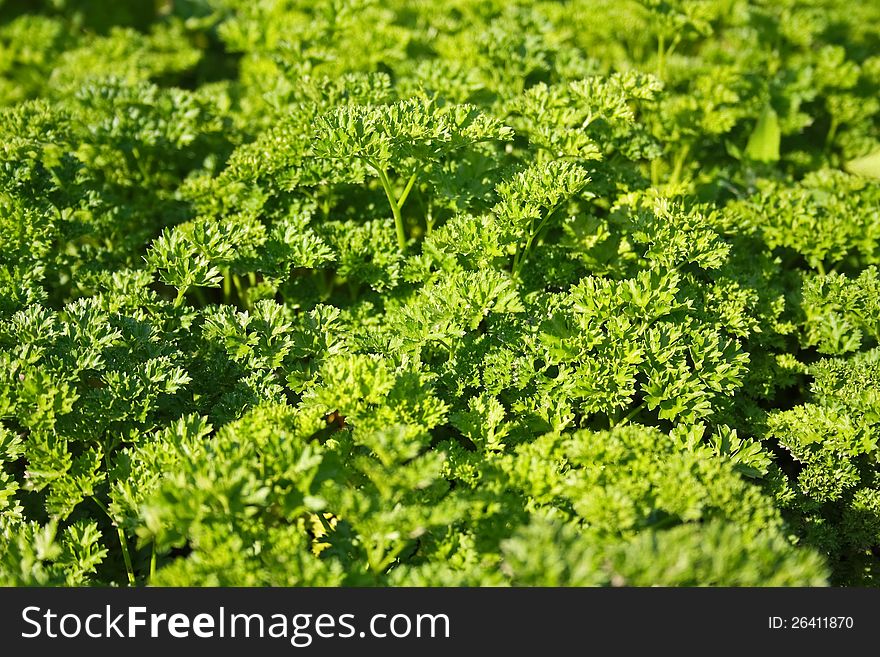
[375,165,408,251]
[90,495,135,586]
[117,526,136,587]
[826,118,839,149]
[150,541,157,583]
[370,539,409,574]
[512,195,574,276]
[222,268,232,303]
[425,199,435,235]
[657,33,666,79]
[397,172,418,208]
[231,273,250,309]
[670,143,691,185]
[616,401,646,428]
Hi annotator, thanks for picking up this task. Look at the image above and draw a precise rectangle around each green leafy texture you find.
[314,97,512,250]
[731,170,880,271]
[5,0,880,587]
[501,517,825,587]
[802,267,880,354]
[764,348,880,584]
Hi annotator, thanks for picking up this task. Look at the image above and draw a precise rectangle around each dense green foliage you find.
[1,0,879,587]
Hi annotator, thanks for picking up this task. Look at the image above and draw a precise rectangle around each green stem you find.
[321,186,331,220]
[150,542,157,583]
[425,199,435,236]
[117,527,136,587]
[616,401,646,428]
[223,268,232,303]
[131,147,151,183]
[232,273,248,308]
[397,172,418,208]
[512,221,537,277]
[669,143,692,185]
[173,286,187,308]
[374,165,407,251]
[826,118,839,149]
[657,33,666,79]
[434,337,452,352]
[512,195,573,276]
[371,539,410,574]
[90,492,135,587]
[650,158,661,187]
[666,34,682,62]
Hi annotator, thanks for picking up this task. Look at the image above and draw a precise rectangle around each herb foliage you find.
[2,0,880,586]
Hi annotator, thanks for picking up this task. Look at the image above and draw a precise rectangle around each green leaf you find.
[845,148,880,179]
[745,106,781,162]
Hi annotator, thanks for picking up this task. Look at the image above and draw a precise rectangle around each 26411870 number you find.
[769,617,854,629]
